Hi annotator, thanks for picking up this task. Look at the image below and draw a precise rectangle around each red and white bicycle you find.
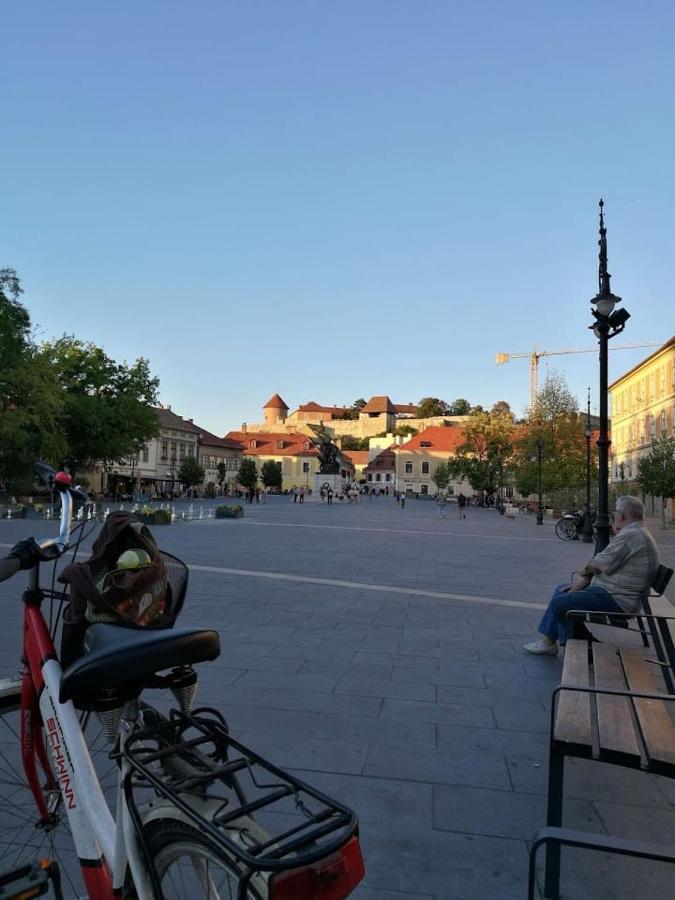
[0,466,364,899]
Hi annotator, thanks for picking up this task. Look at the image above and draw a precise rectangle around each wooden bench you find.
[531,564,675,899]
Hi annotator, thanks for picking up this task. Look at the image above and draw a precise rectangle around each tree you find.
[238,458,258,491]
[491,400,513,418]
[261,460,283,491]
[0,271,66,488]
[447,410,514,495]
[393,424,418,437]
[41,336,160,475]
[513,372,592,510]
[216,462,227,493]
[178,457,205,495]
[447,398,471,415]
[341,398,368,420]
[417,397,450,418]
[431,461,450,493]
[637,437,675,529]
[340,435,370,451]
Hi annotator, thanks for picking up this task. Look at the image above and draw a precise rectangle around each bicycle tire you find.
[0,687,120,898]
[136,820,263,899]
[554,518,576,541]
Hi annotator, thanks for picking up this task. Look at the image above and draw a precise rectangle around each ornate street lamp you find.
[589,200,630,552]
[582,387,594,543]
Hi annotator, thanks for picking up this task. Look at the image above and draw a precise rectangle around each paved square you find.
[1,497,674,898]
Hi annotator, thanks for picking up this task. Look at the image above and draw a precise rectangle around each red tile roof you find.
[225,431,319,457]
[361,395,396,414]
[195,425,242,450]
[364,448,396,471]
[342,450,369,465]
[263,393,289,410]
[296,401,348,414]
[396,426,466,453]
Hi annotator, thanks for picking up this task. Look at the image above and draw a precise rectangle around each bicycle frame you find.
[20,561,155,900]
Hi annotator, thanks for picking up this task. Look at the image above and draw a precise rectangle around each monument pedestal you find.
[314,473,344,498]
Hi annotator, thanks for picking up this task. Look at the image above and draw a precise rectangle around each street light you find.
[530,441,543,525]
[582,387,594,543]
[589,199,629,552]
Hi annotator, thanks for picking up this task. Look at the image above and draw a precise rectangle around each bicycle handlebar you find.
[0,467,76,584]
[0,556,21,584]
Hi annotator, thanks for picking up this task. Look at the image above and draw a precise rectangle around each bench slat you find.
[620,649,675,767]
[592,644,641,759]
[556,640,592,747]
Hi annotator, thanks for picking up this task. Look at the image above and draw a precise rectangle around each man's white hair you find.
[616,495,644,521]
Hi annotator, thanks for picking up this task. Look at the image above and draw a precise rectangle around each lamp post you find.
[531,441,543,525]
[589,199,630,553]
[582,387,594,543]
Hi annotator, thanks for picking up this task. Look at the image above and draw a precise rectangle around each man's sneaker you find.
[523,639,559,656]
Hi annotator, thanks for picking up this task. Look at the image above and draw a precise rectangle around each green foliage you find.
[260,460,283,489]
[215,504,244,518]
[41,336,160,474]
[153,508,172,524]
[447,398,471,415]
[393,425,418,437]
[178,456,205,489]
[238,457,258,490]
[431,462,450,491]
[447,410,514,493]
[514,373,591,505]
[340,398,368,420]
[216,462,227,488]
[638,438,675,527]
[0,272,67,487]
[417,397,449,418]
[340,435,367,451]
[491,400,513,418]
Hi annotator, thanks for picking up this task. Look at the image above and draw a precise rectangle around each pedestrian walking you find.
[457,493,467,519]
[437,494,447,519]
[299,486,305,504]
[293,486,298,504]
[400,494,406,509]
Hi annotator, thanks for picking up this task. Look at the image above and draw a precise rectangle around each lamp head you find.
[591,292,621,318]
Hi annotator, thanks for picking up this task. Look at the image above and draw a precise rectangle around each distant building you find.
[196,427,242,494]
[394,426,471,496]
[342,450,369,482]
[364,448,396,489]
[609,335,675,520]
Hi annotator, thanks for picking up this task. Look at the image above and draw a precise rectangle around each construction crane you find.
[495,343,662,409]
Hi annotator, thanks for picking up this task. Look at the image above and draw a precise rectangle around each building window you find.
[405,460,413,475]
[142,445,149,463]
[202,455,208,468]
[376,473,381,482]
[660,368,666,393]
[650,374,655,399]
[421,462,430,475]
[385,473,391,482]
[233,458,239,470]
[170,442,177,461]
[367,473,372,481]
[277,440,284,449]
[179,443,185,459]
[161,441,168,461]
[661,410,667,434]
[302,461,310,474]
[250,440,257,449]
[650,415,656,441]
[420,484,428,495]
[188,445,194,457]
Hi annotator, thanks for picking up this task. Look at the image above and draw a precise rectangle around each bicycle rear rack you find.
[123,707,359,898]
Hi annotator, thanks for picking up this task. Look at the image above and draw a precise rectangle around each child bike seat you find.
[59,624,220,703]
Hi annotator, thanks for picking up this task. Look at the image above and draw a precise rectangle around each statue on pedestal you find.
[308,423,341,475]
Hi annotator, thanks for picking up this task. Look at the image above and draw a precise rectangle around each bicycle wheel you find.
[140,820,259,899]
[554,517,576,541]
[0,685,163,898]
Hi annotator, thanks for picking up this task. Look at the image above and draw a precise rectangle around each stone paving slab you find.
[0,499,674,897]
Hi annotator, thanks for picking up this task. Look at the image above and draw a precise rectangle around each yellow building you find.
[609,335,675,519]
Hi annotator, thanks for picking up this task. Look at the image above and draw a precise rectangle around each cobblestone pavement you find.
[1,498,674,898]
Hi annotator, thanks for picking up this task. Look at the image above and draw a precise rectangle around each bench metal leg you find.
[636,615,650,648]
[544,743,565,899]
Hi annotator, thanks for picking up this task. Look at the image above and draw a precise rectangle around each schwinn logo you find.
[46,717,76,810]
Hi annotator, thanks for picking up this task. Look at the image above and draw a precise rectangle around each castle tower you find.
[263,393,289,426]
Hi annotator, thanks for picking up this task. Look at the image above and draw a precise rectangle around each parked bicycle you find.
[0,463,364,899]
[554,509,597,541]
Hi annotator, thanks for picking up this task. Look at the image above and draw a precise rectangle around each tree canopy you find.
[178,456,205,490]
[637,437,675,529]
[431,461,451,492]
[447,398,471,415]
[41,336,160,474]
[417,397,449,418]
[238,458,258,490]
[260,460,283,490]
[447,409,514,494]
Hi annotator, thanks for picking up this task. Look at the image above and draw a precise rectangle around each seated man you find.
[524,495,660,656]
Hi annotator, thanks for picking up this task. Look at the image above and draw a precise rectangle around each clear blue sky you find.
[2,1,674,434]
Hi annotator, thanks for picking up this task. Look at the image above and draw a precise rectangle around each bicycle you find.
[554,510,597,541]
[0,464,364,899]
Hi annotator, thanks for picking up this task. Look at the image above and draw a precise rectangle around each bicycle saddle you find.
[59,624,220,703]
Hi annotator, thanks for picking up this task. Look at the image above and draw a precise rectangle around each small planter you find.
[136,510,172,526]
[215,505,244,519]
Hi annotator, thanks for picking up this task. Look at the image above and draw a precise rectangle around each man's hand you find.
[8,538,42,571]
[568,574,592,593]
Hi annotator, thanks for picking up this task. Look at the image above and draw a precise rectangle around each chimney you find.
[241,422,247,433]
[167,404,171,411]
[188,418,193,423]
